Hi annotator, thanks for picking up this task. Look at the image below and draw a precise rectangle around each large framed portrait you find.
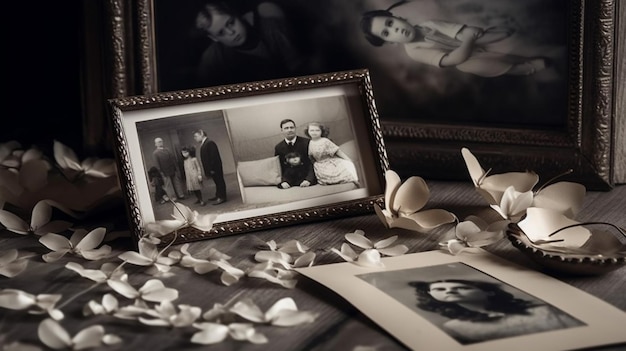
[108,69,388,244]
[116,0,617,190]
[297,250,626,351]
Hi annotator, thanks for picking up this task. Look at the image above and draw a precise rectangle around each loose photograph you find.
[357,262,584,344]
[296,250,626,351]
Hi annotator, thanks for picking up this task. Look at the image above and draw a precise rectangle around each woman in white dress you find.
[305,122,358,185]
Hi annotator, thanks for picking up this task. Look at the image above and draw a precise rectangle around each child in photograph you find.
[278,151,311,189]
[181,146,206,206]
[305,122,358,186]
[148,166,169,204]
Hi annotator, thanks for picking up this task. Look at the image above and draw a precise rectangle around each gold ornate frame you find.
[108,69,388,244]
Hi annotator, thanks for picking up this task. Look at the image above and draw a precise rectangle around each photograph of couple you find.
[137,93,366,222]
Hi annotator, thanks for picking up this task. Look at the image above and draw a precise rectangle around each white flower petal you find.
[42,250,70,263]
[71,325,105,350]
[74,227,107,250]
[102,334,122,345]
[393,176,430,215]
[30,201,52,231]
[277,240,309,254]
[0,210,29,234]
[254,250,292,263]
[247,270,297,289]
[39,233,71,251]
[118,251,154,266]
[191,323,229,345]
[345,233,372,249]
[38,318,71,349]
[383,170,402,214]
[107,279,138,299]
[79,246,112,261]
[356,249,383,267]
[398,209,456,231]
[293,252,316,268]
[0,289,35,310]
[231,299,266,323]
[373,235,398,249]
[65,262,107,282]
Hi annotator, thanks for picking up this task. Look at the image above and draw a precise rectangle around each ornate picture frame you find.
[108,69,388,244]
[108,0,617,190]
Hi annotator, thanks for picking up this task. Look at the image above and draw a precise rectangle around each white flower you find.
[145,202,217,236]
[0,143,50,195]
[191,323,268,345]
[168,244,244,286]
[118,237,176,274]
[65,262,125,283]
[0,289,63,320]
[230,297,318,327]
[331,230,408,267]
[53,140,117,180]
[37,318,121,350]
[374,170,456,232]
[440,216,508,255]
[461,147,539,207]
[0,249,35,278]
[39,227,111,262]
[247,262,299,289]
[489,185,534,221]
[0,200,72,236]
[139,300,202,327]
[107,278,178,303]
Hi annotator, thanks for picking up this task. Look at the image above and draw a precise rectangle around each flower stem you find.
[534,169,573,194]
[56,282,103,311]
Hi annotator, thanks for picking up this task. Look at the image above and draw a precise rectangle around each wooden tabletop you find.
[2,180,625,350]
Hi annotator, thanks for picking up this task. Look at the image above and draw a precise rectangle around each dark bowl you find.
[506,223,626,276]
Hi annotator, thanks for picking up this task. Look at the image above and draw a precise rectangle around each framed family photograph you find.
[296,250,626,351]
[118,0,618,190]
[108,69,388,244]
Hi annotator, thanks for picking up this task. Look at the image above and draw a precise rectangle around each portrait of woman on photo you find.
[409,279,583,344]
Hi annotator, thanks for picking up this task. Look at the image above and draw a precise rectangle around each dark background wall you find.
[4,2,84,155]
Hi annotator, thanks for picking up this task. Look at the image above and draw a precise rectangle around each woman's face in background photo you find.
[369,16,415,44]
[181,150,190,158]
[428,282,491,304]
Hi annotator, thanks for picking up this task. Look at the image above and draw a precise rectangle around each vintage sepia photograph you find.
[357,262,584,344]
[296,250,626,351]
[109,70,388,244]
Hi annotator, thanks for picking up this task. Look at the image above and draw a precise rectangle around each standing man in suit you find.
[152,137,185,201]
[274,119,316,189]
[193,129,227,205]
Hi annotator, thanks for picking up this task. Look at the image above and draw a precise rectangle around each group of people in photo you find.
[148,129,226,207]
[274,119,358,190]
[147,118,359,211]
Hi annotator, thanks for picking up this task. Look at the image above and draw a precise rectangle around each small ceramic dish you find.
[507,223,626,275]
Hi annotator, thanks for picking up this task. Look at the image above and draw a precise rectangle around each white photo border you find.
[108,69,389,245]
[296,250,626,351]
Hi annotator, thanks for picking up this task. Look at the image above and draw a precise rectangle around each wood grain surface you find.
[1,181,625,350]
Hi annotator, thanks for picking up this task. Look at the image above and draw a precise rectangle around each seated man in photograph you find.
[274,118,316,189]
